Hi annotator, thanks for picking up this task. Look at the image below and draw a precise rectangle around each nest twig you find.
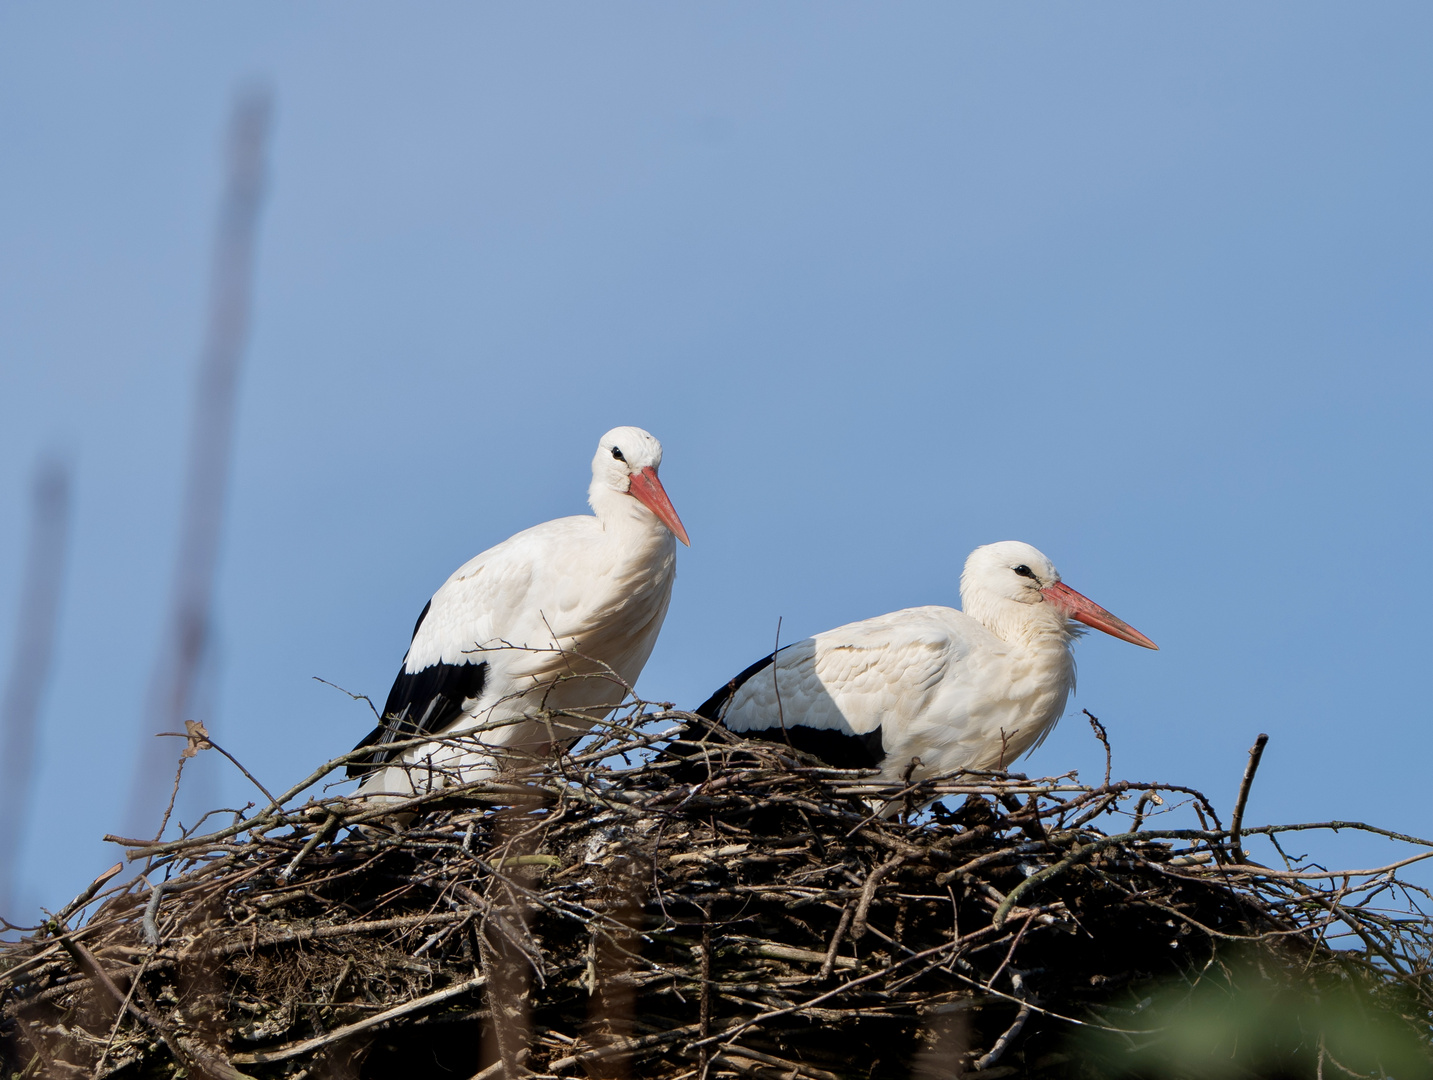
[2,705,1431,1079]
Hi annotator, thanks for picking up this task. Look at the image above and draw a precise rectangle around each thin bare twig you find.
[1084,709,1111,788]
[1229,732,1269,864]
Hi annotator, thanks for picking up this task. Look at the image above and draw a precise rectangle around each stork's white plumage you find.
[350,426,689,796]
[695,542,1156,785]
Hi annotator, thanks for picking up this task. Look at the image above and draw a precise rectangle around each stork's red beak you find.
[1042,582,1158,650]
[627,466,690,546]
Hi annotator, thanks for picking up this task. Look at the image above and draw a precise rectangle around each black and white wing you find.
[696,607,959,773]
[347,599,492,776]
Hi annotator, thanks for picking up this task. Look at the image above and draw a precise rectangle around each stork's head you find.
[591,426,690,545]
[960,541,1156,649]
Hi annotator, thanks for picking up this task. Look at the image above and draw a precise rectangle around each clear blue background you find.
[1,5,1430,919]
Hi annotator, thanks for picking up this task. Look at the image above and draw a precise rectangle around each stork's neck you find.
[964,593,1079,657]
[588,482,674,555]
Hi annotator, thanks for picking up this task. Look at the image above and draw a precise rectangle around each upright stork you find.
[695,541,1155,785]
[350,426,689,797]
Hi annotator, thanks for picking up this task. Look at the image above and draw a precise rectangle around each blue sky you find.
[1,5,1430,918]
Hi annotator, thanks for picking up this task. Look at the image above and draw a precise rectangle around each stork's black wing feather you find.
[348,599,490,778]
[346,581,492,784]
[692,644,885,769]
[694,647,789,721]
[733,723,886,769]
[347,659,489,776]
[410,599,432,642]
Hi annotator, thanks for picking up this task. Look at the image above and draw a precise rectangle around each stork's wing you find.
[349,514,644,776]
[697,608,960,770]
[347,649,491,775]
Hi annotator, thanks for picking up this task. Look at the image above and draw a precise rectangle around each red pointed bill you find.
[1042,582,1158,650]
[627,466,690,546]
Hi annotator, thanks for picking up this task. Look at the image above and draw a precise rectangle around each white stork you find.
[350,426,689,797]
[694,541,1156,785]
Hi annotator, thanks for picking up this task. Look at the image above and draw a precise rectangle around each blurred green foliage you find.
[1074,960,1432,1079]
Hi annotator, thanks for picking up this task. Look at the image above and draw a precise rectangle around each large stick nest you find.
[3,707,1431,1079]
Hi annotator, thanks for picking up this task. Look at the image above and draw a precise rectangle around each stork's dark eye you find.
[611,447,626,462]
[1013,565,1037,579]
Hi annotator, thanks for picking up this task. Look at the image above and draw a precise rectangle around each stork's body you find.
[351,427,689,797]
[696,542,1156,784]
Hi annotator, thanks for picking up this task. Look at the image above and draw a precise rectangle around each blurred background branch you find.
[0,456,72,923]
[125,87,273,837]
